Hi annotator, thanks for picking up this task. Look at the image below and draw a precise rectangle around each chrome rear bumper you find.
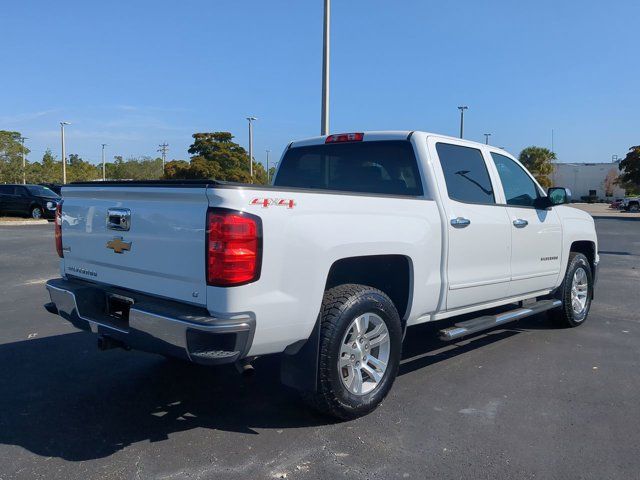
[45,278,255,365]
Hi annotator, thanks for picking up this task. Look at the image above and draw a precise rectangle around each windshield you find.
[26,185,58,197]
[274,140,423,196]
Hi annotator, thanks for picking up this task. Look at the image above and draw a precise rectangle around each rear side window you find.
[436,143,495,204]
[0,185,15,194]
[274,140,423,196]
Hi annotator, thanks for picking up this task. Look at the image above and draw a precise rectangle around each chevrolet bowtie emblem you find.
[106,237,132,254]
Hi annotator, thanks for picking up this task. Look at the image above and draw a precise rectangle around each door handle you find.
[513,219,528,228]
[450,217,471,228]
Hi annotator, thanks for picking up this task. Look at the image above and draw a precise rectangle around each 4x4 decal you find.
[250,198,296,209]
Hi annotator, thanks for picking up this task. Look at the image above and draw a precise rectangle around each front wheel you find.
[549,252,593,327]
[304,284,402,420]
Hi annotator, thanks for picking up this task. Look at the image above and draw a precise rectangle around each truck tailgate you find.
[60,186,209,306]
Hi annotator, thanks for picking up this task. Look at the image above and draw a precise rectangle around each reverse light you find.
[325,132,364,143]
[206,209,262,286]
[55,201,63,258]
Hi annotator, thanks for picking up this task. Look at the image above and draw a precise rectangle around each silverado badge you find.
[106,237,132,254]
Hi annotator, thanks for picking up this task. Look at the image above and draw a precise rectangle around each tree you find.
[603,168,619,197]
[105,156,163,180]
[518,146,556,188]
[27,149,62,184]
[165,132,269,184]
[0,130,29,184]
[618,145,640,194]
[66,154,100,182]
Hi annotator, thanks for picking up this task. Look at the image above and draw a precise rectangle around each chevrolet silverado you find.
[44,131,598,419]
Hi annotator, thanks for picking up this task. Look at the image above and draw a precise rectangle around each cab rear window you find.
[274,140,424,196]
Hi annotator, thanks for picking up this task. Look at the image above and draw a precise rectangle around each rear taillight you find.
[325,132,364,143]
[206,209,262,286]
[55,201,63,258]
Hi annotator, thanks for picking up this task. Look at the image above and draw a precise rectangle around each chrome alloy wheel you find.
[571,267,589,315]
[31,207,43,219]
[338,312,390,396]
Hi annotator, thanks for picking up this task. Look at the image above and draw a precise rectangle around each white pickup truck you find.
[45,131,598,419]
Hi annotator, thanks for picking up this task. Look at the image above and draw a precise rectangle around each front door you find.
[489,152,562,296]
[430,140,512,310]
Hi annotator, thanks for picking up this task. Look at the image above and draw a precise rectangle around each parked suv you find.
[0,184,61,219]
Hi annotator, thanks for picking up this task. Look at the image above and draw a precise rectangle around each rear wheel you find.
[629,202,639,213]
[304,284,402,419]
[30,206,43,219]
[549,252,593,327]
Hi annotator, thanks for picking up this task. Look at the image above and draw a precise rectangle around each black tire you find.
[549,252,593,327]
[30,206,43,219]
[629,202,639,213]
[304,284,402,420]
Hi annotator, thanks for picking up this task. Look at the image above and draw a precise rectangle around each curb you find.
[0,220,51,226]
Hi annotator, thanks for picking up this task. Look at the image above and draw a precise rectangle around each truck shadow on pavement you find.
[0,313,556,462]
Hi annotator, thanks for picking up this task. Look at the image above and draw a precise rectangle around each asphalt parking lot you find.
[1,218,639,480]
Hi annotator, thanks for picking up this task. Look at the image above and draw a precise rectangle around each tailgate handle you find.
[107,208,131,231]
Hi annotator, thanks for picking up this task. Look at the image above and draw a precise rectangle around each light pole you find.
[457,106,468,139]
[20,136,28,184]
[60,122,70,184]
[484,133,491,145]
[246,116,257,181]
[321,0,331,135]
[101,144,108,180]
[266,149,271,183]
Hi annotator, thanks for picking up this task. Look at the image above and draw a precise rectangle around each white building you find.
[552,161,625,201]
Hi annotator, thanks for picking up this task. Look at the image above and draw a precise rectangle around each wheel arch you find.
[324,254,413,327]
[570,240,596,272]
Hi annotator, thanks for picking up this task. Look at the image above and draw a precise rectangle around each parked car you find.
[43,131,598,419]
[0,184,61,219]
[621,196,640,212]
[38,183,63,196]
[609,198,625,209]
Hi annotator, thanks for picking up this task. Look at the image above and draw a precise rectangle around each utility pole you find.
[20,136,28,184]
[266,149,270,183]
[551,129,555,153]
[321,0,330,135]
[60,122,70,184]
[157,142,169,174]
[246,117,257,181]
[457,106,468,138]
[484,133,491,145]
[101,144,108,181]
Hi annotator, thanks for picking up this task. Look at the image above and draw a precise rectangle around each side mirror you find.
[547,187,572,206]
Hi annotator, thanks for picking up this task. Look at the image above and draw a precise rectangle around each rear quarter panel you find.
[206,187,442,356]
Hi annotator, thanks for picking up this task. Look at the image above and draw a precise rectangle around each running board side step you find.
[439,299,562,341]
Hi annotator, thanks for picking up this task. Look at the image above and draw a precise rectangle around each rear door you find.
[14,186,32,214]
[488,152,562,295]
[61,185,210,306]
[428,138,512,310]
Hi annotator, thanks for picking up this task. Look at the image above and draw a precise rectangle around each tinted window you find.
[0,185,15,194]
[274,140,423,196]
[26,185,57,197]
[436,143,495,204]
[490,153,540,207]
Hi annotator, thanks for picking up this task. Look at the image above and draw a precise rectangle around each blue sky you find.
[1,0,638,167]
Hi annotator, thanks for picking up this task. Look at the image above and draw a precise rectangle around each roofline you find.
[288,130,506,151]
